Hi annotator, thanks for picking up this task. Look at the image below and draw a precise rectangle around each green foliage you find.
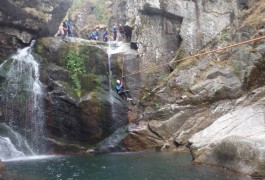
[71,74,81,96]
[140,88,155,102]
[154,102,161,110]
[219,32,230,42]
[65,50,87,96]
[35,44,44,54]
[66,51,86,74]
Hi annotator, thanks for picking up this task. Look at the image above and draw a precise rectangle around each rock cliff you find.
[0,0,73,59]
[35,38,129,153]
[106,0,265,176]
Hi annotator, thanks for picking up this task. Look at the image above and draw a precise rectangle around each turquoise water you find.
[5,152,250,180]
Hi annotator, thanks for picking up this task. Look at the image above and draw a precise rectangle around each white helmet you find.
[116,80,120,84]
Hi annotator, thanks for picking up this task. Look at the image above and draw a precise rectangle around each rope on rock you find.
[122,35,265,78]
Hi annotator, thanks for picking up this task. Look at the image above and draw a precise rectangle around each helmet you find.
[116,80,120,84]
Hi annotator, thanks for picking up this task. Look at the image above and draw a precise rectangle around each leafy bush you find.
[65,50,87,96]
[66,51,86,74]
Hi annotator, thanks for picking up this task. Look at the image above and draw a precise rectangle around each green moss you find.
[78,41,97,46]
[219,32,230,42]
[176,49,186,60]
[79,73,101,92]
[153,102,161,110]
[160,74,170,82]
[229,61,241,77]
[35,44,44,54]
[0,59,12,78]
[71,74,81,95]
[59,81,80,99]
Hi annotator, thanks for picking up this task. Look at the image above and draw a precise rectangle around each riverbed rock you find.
[0,160,5,180]
[192,136,265,176]
[189,92,265,176]
[122,122,165,151]
[0,160,4,171]
[95,126,128,153]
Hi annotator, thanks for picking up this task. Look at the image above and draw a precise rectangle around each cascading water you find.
[107,41,116,126]
[107,41,125,111]
[95,41,129,152]
[0,41,46,160]
[0,123,34,160]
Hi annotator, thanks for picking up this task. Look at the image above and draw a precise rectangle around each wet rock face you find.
[36,37,128,152]
[0,0,73,58]
[0,160,5,171]
[0,160,5,179]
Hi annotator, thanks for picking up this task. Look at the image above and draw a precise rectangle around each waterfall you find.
[104,41,128,134]
[107,42,116,126]
[0,123,35,160]
[0,41,46,160]
[108,42,113,91]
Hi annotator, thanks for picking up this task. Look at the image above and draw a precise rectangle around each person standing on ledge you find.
[103,28,108,42]
[112,25,117,41]
[95,28,100,41]
[62,20,68,39]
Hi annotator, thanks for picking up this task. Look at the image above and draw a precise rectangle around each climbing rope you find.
[122,35,265,78]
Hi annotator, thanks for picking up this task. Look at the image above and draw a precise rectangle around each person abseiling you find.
[115,80,132,101]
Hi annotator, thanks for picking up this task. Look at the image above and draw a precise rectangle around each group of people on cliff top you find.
[55,21,132,43]
[55,21,133,101]
[54,19,73,39]
[87,24,132,42]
